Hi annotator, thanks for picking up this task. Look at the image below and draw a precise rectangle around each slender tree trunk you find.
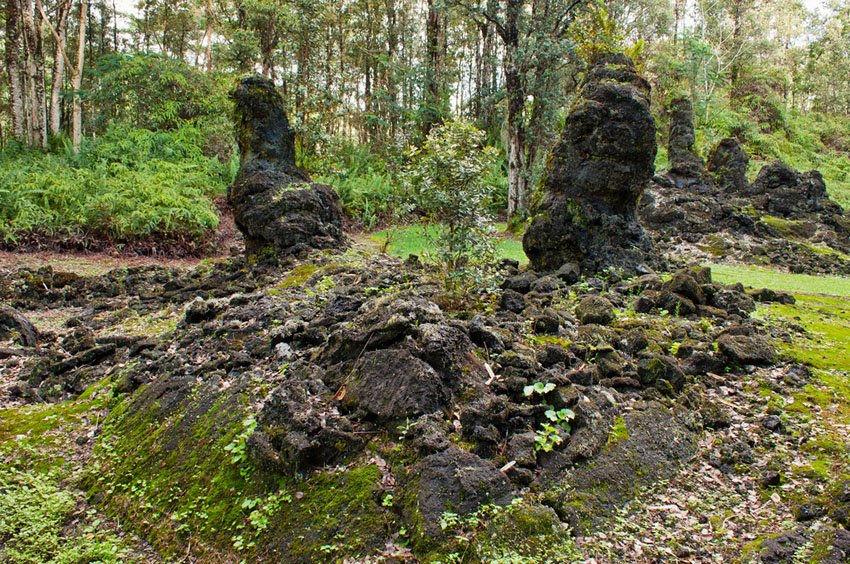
[5,0,25,140]
[71,0,87,151]
[422,0,446,137]
[673,0,680,47]
[49,0,71,136]
[112,0,117,49]
[504,0,526,216]
[21,0,48,148]
[199,0,214,71]
[385,0,399,139]
[728,0,743,98]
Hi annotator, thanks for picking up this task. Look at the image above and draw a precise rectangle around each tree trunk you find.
[422,0,446,137]
[728,0,743,98]
[385,0,399,139]
[21,0,48,147]
[503,0,526,216]
[5,0,25,141]
[112,0,117,49]
[49,0,71,136]
[71,0,87,151]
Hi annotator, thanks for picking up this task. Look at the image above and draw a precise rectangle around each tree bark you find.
[422,0,446,137]
[21,0,48,147]
[49,0,71,136]
[5,0,25,141]
[385,0,399,139]
[503,0,526,216]
[71,0,87,151]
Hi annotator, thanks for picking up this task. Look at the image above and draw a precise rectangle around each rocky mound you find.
[229,75,345,259]
[1,250,811,560]
[523,53,658,276]
[641,106,850,275]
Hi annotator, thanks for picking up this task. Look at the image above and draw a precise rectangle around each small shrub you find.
[403,120,501,299]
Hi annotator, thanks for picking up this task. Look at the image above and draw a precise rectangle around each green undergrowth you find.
[0,466,133,563]
[0,125,231,245]
[0,378,137,562]
[371,223,528,265]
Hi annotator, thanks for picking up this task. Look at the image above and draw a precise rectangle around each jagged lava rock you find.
[411,446,512,535]
[707,137,749,193]
[228,75,345,257]
[523,53,658,275]
[667,96,711,192]
[748,160,843,218]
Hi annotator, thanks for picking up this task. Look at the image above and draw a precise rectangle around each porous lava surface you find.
[1,249,821,560]
[229,75,345,258]
[642,101,850,275]
[523,53,658,276]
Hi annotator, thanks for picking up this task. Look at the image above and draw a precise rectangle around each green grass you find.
[707,263,850,297]
[756,293,850,372]
[370,223,529,265]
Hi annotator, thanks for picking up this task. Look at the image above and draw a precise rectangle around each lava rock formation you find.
[228,75,345,258]
[523,53,658,276]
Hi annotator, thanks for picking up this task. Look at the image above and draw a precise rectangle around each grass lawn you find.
[370,223,528,265]
[706,262,850,298]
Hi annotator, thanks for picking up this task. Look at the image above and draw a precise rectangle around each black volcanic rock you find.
[523,53,657,275]
[749,161,843,218]
[667,96,712,192]
[229,75,345,258]
[707,137,749,193]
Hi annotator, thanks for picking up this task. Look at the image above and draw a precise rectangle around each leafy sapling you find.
[523,381,576,452]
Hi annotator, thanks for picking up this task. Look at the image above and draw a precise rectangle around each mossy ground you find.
[3,256,850,561]
[0,378,147,561]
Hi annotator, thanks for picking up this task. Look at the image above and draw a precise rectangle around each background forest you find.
[1,0,849,250]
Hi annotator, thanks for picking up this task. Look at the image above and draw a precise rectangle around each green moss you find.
[607,416,630,446]
[85,379,255,560]
[759,215,811,239]
[528,335,573,348]
[107,307,180,338]
[474,501,580,562]
[271,465,389,559]
[85,371,396,561]
[756,294,850,372]
[277,263,321,288]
